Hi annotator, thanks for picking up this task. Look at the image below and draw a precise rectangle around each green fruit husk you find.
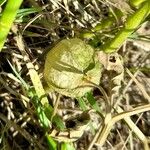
[44,38,102,97]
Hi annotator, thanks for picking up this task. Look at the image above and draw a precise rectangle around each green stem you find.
[0,0,23,51]
[100,1,150,53]
[129,0,147,7]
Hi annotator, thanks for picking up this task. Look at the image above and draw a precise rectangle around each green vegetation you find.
[0,0,150,149]
[0,0,23,50]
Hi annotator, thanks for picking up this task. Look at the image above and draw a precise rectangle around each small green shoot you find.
[16,7,42,18]
[77,97,88,111]
[61,142,75,150]
[46,133,57,150]
[86,92,101,114]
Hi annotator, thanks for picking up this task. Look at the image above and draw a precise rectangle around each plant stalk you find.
[100,1,150,53]
[0,0,23,51]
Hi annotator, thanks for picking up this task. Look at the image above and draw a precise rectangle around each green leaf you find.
[16,7,42,18]
[31,90,50,129]
[61,142,75,150]
[77,97,87,111]
[46,134,57,150]
[86,92,101,113]
[44,105,66,130]
[7,60,29,90]
[53,115,66,131]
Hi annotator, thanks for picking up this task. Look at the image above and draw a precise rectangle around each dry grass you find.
[0,0,150,150]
